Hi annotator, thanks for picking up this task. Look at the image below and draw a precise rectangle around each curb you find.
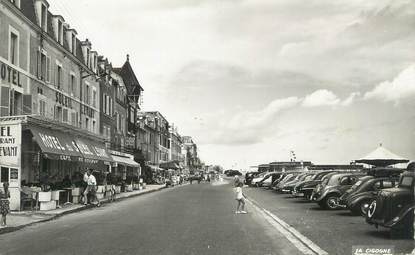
[0,186,167,236]
[246,197,328,255]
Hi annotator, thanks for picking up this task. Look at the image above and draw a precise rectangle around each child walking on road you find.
[235,182,247,214]
[0,182,10,227]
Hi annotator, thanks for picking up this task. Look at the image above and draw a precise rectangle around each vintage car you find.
[281,173,315,193]
[313,172,365,209]
[257,172,282,188]
[270,172,289,188]
[244,172,260,185]
[274,172,302,192]
[338,170,402,215]
[293,171,336,199]
[224,170,242,177]
[308,172,339,200]
[250,172,269,186]
[366,166,414,238]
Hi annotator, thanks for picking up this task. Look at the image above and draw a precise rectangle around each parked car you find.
[251,172,269,186]
[366,166,414,238]
[337,169,403,215]
[274,172,303,192]
[313,172,365,209]
[270,172,289,189]
[257,172,282,188]
[225,170,243,177]
[300,171,338,200]
[281,173,314,193]
[244,172,260,185]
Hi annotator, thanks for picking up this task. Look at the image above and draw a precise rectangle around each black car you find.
[296,171,337,199]
[244,172,260,185]
[342,176,399,215]
[366,166,414,238]
[313,172,364,209]
[281,173,315,193]
[225,170,242,177]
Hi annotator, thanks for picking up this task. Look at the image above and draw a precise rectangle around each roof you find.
[20,0,37,24]
[18,0,85,68]
[356,144,409,167]
[114,58,144,95]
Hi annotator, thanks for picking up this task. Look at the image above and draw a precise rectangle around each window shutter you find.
[23,95,32,114]
[46,56,51,82]
[0,87,10,117]
[36,50,40,79]
[9,89,14,115]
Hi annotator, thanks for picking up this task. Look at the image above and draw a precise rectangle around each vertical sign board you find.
[0,122,22,210]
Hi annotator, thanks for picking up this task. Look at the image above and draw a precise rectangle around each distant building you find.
[182,136,199,174]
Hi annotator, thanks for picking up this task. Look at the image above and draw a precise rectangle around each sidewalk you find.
[0,184,166,235]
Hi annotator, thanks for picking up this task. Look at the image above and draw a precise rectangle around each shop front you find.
[0,118,22,211]
[109,150,140,192]
[0,116,113,211]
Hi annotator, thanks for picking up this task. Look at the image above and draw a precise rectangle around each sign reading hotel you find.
[0,123,21,167]
[0,60,26,87]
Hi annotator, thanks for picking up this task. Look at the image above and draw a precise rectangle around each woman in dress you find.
[0,182,10,227]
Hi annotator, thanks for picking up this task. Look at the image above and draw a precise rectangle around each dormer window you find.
[86,48,90,67]
[35,0,49,32]
[66,28,77,55]
[57,19,63,44]
[41,4,47,31]
[71,33,76,54]
[53,16,64,45]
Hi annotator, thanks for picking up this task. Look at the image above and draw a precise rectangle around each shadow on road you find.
[292,200,313,204]
[335,211,355,217]
[363,230,391,240]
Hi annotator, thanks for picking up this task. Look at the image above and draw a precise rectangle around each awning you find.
[149,165,164,171]
[75,138,112,165]
[111,154,139,168]
[160,161,180,170]
[30,126,83,161]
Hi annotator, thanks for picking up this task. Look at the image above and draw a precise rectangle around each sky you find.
[50,0,415,169]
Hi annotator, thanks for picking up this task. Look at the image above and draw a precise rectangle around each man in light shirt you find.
[87,170,101,207]
[83,169,91,205]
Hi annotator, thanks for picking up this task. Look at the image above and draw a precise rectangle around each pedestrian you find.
[234,175,240,187]
[82,169,91,205]
[0,182,10,227]
[235,182,247,214]
[88,171,101,207]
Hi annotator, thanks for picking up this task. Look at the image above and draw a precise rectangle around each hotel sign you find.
[0,61,24,87]
[0,123,21,167]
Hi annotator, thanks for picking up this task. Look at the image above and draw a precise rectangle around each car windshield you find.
[350,180,363,190]
[321,176,330,185]
[285,175,296,182]
[304,175,314,181]
[327,175,343,186]
[400,176,413,188]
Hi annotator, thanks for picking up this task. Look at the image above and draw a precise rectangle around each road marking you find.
[247,198,328,255]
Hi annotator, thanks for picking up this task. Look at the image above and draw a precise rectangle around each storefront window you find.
[1,167,9,183]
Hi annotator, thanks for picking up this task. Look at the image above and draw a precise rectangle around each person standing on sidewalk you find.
[82,169,91,205]
[88,171,101,207]
[235,182,247,214]
[0,182,10,227]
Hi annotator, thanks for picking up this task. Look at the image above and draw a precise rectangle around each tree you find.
[212,165,224,174]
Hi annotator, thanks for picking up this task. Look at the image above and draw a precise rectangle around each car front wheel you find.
[359,200,371,216]
[323,195,339,210]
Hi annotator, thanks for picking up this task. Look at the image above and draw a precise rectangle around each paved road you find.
[245,186,415,255]
[0,182,301,255]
